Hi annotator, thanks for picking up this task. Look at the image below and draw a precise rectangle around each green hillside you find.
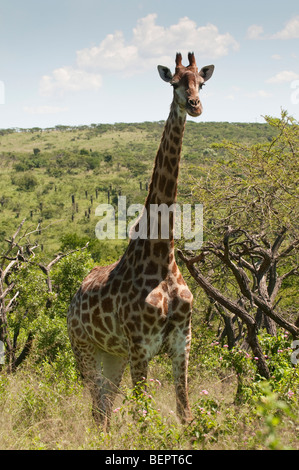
[0,121,277,258]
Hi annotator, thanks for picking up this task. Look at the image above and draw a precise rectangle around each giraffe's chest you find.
[143,279,192,314]
[118,270,193,342]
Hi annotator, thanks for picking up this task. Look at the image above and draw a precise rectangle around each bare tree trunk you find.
[246,324,270,378]
[12,332,33,372]
[215,303,236,349]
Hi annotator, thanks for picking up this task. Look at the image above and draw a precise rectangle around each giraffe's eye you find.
[171,82,179,89]
[199,83,205,90]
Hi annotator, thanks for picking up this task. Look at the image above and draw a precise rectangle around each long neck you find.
[145,101,186,209]
[122,101,187,273]
[141,100,186,246]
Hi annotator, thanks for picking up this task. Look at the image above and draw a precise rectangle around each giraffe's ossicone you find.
[67,52,214,431]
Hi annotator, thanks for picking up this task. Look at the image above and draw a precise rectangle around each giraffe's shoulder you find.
[81,261,119,292]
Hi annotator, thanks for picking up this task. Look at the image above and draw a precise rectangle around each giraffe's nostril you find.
[188,98,200,107]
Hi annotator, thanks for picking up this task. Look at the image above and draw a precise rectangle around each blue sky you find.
[0,0,298,128]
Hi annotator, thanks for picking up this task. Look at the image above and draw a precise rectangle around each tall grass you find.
[1,335,297,450]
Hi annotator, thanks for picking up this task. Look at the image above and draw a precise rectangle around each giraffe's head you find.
[158,52,214,117]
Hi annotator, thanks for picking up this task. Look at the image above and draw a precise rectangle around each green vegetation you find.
[0,120,277,255]
[0,113,298,450]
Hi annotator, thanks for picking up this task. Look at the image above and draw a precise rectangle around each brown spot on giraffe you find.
[67,52,214,431]
[102,297,113,313]
[159,174,167,192]
[153,241,169,259]
[89,295,98,309]
[165,179,175,198]
[144,260,159,275]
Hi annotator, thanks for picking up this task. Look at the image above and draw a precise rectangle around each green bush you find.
[11,173,39,191]
[51,250,94,306]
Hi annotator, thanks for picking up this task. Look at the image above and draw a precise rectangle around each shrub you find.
[11,173,39,191]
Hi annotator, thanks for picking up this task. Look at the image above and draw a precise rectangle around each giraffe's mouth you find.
[186,95,203,117]
[186,105,202,117]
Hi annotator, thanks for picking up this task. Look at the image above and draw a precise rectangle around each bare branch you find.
[178,249,270,378]
[177,249,255,326]
[0,219,26,267]
[0,282,15,301]
[280,266,298,282]
[278,238,299,260]
[5,291,19,313]
[13,332,33,372]
[38,242,89,274]
[179,243,299,340]
[271,226,287,256]
[250,290,299,336]
[38,242,89,295]
[1,257,19,282]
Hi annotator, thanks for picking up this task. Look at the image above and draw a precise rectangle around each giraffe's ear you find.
[199,65,215,82]
[157,65,173,83]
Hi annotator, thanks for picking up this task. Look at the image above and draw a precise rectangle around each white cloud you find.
[271,15,299,39]
[24,105,68,115]
[79,14,239,71]
[247,15,299,41]
[131,14,239,61]
[266,70,299,83]
[74,14,239,75]
[271,54,282,60]
[39,66,102,96]
[247,25,264,40]
[40,14,239,96]
[77,31,139,72]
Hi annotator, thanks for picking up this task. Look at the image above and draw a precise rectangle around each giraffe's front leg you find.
[172,354,192,423]
[92,352,128,432]
[169,321,193,424]
[129,342,150,389]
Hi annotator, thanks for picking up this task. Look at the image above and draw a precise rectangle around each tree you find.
[104,154,112,163]
[179,111,299,378]
[0,219,89,373]
[11,173,39,191]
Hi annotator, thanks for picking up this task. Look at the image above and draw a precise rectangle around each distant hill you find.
[0,121,277,259]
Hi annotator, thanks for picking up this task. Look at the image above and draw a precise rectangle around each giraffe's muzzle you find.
[187,98,202,117]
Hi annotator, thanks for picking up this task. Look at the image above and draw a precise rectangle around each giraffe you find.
[67,52,214,431]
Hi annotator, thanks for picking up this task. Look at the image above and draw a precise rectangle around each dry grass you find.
[0,354,297,450]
